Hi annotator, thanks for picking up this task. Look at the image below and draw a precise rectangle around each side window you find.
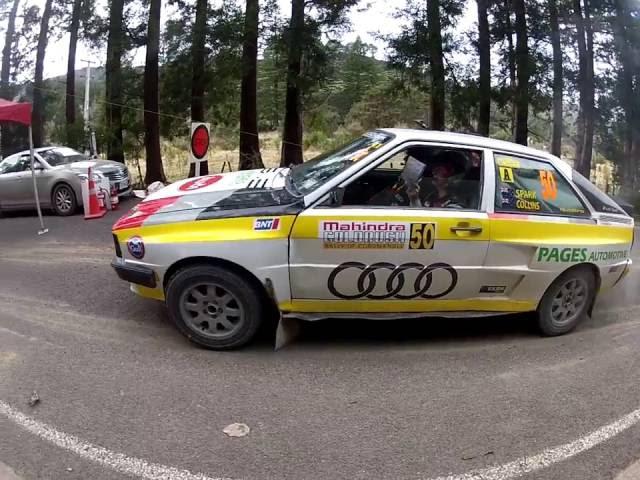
[338,145,483,210]
[1,155,31,173]
[16,156,32,172]
[494,154,588,216]
[571,170,626,215]
[0,156,20,174]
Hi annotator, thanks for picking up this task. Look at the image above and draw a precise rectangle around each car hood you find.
[55,160,126,174]
[113,168,303,231]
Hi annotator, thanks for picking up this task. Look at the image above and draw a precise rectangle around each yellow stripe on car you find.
[115,215,297,244]
[279,298,536,313]
[491,218,633,245]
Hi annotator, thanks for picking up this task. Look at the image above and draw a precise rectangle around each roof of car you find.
[379,128,564,167]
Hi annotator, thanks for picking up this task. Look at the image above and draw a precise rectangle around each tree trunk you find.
[188,0,208,177]
[239,0,264,170]
[32,0,53,147]
[143,0,165,184]
[66,0,82,131]
[427,0,445,130]
[281,0,305,167]
[477,0,490,136]
[573,0,587,174]
[1,0,19,92]
[614,0,637,194]
[513,0,528,145]
[505,0,516,137]
[1,0,20,157]
[105,0,125,163]
[581,0,595,177]
[549,0,563,157]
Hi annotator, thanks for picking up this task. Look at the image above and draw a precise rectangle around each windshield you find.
[0,156,21,174]
[288,131,393,196]
[41,147,88,166]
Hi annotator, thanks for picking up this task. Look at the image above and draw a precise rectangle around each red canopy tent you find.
[0,98,47,234]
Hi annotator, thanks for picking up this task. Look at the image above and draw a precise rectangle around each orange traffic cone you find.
[82,167,107,219]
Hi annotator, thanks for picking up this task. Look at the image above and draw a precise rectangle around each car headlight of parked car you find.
[75,172,105,181]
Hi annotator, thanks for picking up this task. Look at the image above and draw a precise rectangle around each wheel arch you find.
[537,262,601,315]
[163,256,279,315]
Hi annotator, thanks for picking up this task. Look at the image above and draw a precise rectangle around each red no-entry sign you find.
[189,122,211,164]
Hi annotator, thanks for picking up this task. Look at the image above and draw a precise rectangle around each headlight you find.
[76,172,103,181]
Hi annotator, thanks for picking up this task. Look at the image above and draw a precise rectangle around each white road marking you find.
[0,326,63,348]
[1,399,639,480]
[431,406,640,480]
[0,401,230,480]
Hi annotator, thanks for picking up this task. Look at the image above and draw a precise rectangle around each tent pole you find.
[29,125,47,235]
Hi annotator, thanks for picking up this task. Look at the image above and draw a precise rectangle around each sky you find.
[21,0,476,80]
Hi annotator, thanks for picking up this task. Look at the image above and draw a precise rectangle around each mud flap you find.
[274,315,301,350]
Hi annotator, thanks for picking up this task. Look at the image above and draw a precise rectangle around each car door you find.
[287,142,495,314]
[0,154,32,207]
[485,152,608,310]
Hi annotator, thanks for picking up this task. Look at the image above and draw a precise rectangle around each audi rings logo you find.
[327,261,458,300]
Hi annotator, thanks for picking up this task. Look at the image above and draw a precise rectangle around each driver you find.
[406,153,464,209]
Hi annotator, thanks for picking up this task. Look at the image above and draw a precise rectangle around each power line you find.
[28,82,309,148]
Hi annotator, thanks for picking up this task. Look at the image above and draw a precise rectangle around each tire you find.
[52,183,77,216]
[537,265,596,336]
[165,265,263,350]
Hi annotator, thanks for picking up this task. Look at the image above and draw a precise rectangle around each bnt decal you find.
[254,218,281,231]
[127,236,145,259]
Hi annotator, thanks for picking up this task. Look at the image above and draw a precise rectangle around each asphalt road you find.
[1,200,640,480]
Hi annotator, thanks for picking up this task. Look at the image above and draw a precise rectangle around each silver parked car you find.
[0,147,132,216]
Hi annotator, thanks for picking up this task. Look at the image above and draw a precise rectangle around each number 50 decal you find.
[539,170,558,200]
[409,223,436,249]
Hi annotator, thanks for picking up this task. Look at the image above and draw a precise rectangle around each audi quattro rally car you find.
[111,129,634,349]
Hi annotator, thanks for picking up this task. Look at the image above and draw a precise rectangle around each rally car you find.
[111,129,634,349]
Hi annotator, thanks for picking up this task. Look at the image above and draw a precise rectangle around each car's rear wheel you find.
[52,183,76,216]
[537,265,596,336]
[166,265,263,350]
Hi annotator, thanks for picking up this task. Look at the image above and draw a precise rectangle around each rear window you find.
[571,170,626,215]
[494,154,588,217]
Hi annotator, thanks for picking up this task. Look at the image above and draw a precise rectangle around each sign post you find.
[190,122,210,177]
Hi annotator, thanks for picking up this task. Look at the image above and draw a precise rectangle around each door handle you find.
[450,224,483,234]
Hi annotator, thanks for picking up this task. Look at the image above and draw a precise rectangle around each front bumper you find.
[111,259,157,288]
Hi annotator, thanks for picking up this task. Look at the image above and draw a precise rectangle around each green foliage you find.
[346,74,429,130]
[160,0,244,137]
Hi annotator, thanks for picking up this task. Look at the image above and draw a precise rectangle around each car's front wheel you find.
[537,265,596,336]
[52,183,77,216]
[165,265,263,350]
